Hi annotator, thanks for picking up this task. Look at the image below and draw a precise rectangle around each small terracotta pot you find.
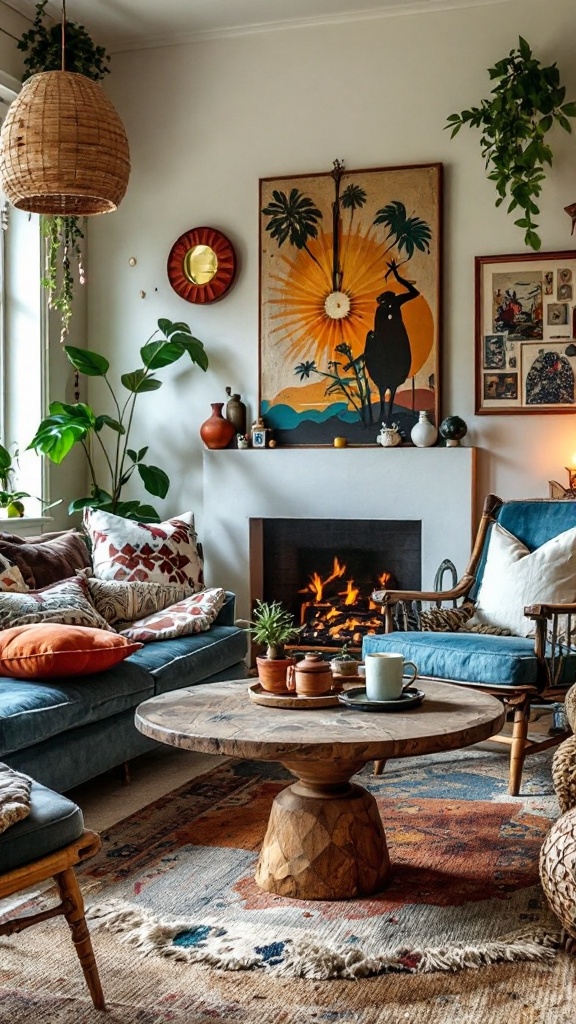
[256,656,295,693]
[330,658,360,677]
[287,653,333,696]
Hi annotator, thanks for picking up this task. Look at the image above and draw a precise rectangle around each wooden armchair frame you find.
[371,493,573,795]
[0,830,105,1010]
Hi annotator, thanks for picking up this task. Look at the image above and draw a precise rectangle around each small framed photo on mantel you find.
[475,251,576,414]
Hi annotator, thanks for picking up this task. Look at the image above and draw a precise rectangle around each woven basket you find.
[0,71,130,216]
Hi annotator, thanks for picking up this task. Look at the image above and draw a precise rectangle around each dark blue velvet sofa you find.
[0,593,248,794]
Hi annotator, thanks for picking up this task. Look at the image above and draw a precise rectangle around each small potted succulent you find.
[240,599,302,692]
[330,642,361,677]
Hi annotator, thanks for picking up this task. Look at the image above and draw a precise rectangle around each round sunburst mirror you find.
[167,226,237,303]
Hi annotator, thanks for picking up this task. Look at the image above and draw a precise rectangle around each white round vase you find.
[410,411,438,448]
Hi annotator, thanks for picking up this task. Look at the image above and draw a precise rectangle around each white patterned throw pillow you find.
[84,509,204,590]
[470,523,576,638]
[119,588,225,643]
[0,553,29,593]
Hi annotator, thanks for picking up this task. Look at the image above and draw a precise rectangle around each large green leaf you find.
[138,463,170,498]
[175,334,209,371]
[0,444,12,475]
[140,339,185,369]
[95,414,125,433]
[121,369,163,393]
[116,501,161,523]
[64,346,109,376]
[28,422,87,463]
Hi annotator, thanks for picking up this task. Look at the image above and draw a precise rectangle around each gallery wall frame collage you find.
[475,251,576,414]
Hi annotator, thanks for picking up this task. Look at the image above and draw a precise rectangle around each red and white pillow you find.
[0,553,29,593]
[119,588,225,643]
[84,509,204,590]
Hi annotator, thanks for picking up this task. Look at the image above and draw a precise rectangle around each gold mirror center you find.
[184,244,218,285]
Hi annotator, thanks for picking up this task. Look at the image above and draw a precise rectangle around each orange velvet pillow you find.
[0,623,142,680]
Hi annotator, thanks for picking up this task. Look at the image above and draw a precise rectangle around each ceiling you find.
[5,0,514,53]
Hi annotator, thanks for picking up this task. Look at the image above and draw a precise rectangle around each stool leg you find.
[373,759,386,776]
[509,701,529,797]
[55,867,105,1011]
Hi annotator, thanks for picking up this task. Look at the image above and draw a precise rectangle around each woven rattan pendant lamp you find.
[0,2,130,215]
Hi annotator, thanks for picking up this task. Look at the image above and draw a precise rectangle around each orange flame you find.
[299,556,347,601]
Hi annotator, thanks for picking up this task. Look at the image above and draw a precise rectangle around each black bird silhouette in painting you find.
[364,259,419,425]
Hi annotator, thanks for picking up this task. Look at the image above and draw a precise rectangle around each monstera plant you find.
[28,319,208,522]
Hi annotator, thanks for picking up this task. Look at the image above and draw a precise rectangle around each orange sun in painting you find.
[266,227,434,380]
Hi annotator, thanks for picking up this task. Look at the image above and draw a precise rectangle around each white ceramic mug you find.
[364,652,418,701]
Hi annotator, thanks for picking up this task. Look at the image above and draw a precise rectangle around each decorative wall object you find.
[475,252,576,414]
[259,162,442,445]
[167,227,237,304]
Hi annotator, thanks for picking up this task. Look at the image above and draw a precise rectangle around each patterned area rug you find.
[1,746,574,1023]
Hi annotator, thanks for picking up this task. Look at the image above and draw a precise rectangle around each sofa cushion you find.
[130,625,249,693]
[81,574,194,626]
[119,588,226,643]
[0,623,142,680]
[84,508,204,589]
[0,660,155,755]
[469,522,576,637]
[0,529,91,589]
[0,575,113,632]
[362,630,576,687]
[0,780,84,873]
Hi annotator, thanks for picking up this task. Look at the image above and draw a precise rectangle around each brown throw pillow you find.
[0,530,91,588]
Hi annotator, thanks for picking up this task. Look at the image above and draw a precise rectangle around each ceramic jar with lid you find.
[287,653,333,697]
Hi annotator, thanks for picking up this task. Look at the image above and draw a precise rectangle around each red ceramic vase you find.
[200,403,236,449]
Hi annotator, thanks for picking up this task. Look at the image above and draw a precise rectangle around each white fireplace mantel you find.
[202,447,476,621]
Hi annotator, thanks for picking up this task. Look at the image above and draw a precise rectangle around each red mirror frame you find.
[167,226,237,304]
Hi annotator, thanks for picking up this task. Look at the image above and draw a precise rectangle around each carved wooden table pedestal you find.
[135,679,505,901]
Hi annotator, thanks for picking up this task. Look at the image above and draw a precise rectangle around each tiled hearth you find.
[202,447,476,622]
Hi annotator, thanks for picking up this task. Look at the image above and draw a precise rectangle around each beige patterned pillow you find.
[81,574,195,626]
[0,762,32,834]
[0,575,113,632]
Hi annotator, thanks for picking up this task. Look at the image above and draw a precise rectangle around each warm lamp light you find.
[0,3,130,216]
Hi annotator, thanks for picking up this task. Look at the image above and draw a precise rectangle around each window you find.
[0,73,46,517]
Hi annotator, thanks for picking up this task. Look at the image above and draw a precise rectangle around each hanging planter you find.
[1,2,129,339]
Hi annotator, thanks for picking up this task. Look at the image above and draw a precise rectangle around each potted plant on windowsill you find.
[239,600,303,693]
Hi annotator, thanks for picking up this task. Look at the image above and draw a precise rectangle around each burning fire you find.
[295,557,395,648]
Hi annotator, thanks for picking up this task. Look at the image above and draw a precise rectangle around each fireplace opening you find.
[251,518,422,651]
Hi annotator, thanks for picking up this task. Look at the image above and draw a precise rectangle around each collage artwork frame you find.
[258,162,442,446]
[475,251,576,414]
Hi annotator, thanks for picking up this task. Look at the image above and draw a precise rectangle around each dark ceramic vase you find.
[200,403,236,449]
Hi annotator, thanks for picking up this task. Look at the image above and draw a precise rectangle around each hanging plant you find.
[446,36,576,251]
[17,1,111,338]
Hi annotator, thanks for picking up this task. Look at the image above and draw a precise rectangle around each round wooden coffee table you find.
[135,679,505,901]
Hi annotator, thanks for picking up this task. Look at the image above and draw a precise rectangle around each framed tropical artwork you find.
[475,251,576,414]
[259,161,442,445]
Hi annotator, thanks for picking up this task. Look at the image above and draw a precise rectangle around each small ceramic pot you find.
[410,411,438,448]
[377,426,402,448]
[287,654,333,697]
[330,657,360,677]
[256,656,296,693]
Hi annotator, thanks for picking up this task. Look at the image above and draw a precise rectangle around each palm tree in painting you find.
[341,183,367,230]
[262,188,329,283]
[373,200,432,268]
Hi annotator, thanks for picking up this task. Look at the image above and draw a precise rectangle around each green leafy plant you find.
[239,600,302,660]
[446,36,576,250]
[17,1,111,338]
[0,443,30,516]
[28,319,208,522]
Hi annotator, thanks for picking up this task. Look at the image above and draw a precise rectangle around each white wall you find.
[79,1,576,536]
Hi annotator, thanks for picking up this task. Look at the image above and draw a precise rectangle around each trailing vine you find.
[446,36,576,251]
[17,1,110,338]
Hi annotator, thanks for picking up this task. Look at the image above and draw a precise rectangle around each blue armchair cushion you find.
[0,780,83,873]
[362,631,576,687]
